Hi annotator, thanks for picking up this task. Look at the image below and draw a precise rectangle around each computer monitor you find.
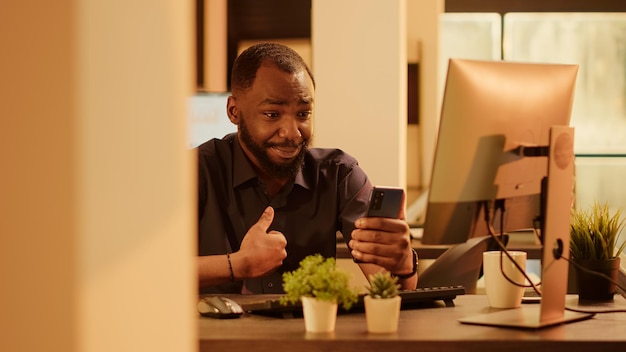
[423,59,593,329]
[422,59,579,245]
[459,125,594,328]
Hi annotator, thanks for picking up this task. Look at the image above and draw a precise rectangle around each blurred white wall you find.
[1,2,195,352]
[312,0,407,187]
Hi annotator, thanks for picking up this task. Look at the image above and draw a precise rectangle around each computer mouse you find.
[198,296,244,319]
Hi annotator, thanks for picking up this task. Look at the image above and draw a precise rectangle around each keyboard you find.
[237,285,465,318]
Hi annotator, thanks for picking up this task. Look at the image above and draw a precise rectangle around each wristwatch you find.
[392,248,418,280]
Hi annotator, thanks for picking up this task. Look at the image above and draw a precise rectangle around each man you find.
[197,43,417,294]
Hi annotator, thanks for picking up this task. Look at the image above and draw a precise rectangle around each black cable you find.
[495,200,533,288]
[483,200,542,296]
[485,201,626,315]
[561,255,626,298]
[541,254,626,314]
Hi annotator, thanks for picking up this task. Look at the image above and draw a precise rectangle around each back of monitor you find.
[460,127,593,329]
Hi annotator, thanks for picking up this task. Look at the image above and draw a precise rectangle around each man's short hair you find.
[230,42,315,95]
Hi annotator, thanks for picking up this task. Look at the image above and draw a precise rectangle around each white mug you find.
[483,251,527,308]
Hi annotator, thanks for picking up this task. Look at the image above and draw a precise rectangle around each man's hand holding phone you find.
[349,187,417,289]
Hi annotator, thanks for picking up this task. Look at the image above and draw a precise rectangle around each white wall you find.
[312,0,407,187]
[0,2,195,352]
[406,0,445,188]
[204,0,228,92]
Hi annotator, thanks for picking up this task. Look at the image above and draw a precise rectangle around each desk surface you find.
[199,294,626,352]
[336,238,542,259]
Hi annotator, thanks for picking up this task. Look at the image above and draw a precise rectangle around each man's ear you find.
[226,96,239,124]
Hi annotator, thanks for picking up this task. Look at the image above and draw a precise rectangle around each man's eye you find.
[264,112,279,118]
[298,111,312,119]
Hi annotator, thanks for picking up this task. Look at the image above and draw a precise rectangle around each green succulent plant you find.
[570,202,626,260]
[280,254,359,310]
[366,272,400,299]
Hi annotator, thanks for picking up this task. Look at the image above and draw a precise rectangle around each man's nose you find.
[277,116,302,139]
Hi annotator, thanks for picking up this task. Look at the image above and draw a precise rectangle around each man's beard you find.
[239,119,308,180]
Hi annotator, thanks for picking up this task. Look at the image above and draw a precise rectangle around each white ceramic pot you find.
[364,295,402,333]
[300,296,338,333]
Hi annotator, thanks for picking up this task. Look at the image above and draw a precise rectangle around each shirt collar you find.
[232,136,312,191]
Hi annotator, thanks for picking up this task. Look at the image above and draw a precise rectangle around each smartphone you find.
[353,186,404,263]
[366,186,403,218]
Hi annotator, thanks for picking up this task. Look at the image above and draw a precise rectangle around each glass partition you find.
[503,12,626,155]
[439,13,502,99]
[187,92,235,148]
[438,12,626,249]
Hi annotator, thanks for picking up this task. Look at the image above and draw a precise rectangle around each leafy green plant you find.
[570,202,626,260]
[280,254,359,310]
[366,272,400,299]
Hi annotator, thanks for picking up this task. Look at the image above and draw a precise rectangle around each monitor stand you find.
[459,126,594,329]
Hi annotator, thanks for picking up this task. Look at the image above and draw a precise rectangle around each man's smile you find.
[270,145,301,159]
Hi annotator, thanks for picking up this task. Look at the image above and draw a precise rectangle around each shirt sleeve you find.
[337,161,372,243]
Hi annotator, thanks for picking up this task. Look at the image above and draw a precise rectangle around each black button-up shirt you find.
[197,134,371,294]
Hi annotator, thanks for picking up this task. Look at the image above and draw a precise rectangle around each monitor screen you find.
[187,92,236,148]
[422,59,578,245]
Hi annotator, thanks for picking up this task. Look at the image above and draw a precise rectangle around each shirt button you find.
[267,282,274,288]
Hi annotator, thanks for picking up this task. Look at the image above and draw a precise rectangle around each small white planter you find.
[364,295,402,333]
[301,296,338,333]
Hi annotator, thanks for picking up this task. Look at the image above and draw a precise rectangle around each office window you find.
[187,93,235,148]
[439,13,502,100]
[502,13,626,220]
[504,12,626,154]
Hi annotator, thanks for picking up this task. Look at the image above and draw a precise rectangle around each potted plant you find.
[280,254,359,333]
[363,271,402,333]
[570,201,626,301]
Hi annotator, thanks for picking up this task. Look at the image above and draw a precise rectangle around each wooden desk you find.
[336,238,542,260]
[198,294,626,352]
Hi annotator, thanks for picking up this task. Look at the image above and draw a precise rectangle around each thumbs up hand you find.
[233,206,288,278]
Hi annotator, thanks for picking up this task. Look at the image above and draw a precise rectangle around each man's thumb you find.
[256,206,274,231]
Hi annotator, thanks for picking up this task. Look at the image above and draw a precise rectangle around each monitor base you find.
[459,306,594,329]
